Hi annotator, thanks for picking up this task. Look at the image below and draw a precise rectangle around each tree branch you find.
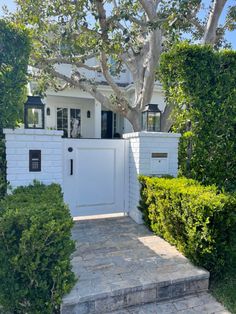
[203,0,228,44]
[100,52,131,112]
[139,0,161,19]
[50,67,123,113]
[43,57,101,71]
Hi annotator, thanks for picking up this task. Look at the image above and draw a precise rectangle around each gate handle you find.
[70,159,73,175]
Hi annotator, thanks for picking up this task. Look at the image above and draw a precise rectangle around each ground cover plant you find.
[0,182,76,314]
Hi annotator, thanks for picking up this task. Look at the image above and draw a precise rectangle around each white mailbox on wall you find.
[150,152,169,174]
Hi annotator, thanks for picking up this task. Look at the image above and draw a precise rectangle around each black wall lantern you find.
[24,96,45,129]
[142,104,161,132]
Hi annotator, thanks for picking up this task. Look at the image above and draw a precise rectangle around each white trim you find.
[3,128,63,136]
[123,131,181,139]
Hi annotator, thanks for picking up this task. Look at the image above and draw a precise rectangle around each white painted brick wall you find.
[3,129,64,189]
[123,132,181,224]
[4,129,180,222]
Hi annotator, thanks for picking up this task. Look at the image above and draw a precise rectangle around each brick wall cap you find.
[3,128,63,136]
[123,131,181,139]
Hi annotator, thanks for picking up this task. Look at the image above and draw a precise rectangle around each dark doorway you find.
[101,111,113,138]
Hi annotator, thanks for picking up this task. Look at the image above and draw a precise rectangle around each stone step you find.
[61,217,209,314]
[108,292,230,314]
[61,271,209,313]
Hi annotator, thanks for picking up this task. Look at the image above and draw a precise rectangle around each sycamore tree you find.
[10,0,236,131]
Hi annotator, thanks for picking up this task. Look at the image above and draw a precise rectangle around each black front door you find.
[101,111,113,138]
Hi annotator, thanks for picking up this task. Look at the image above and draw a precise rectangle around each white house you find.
[5,61,180,222]
[29,60,166,139]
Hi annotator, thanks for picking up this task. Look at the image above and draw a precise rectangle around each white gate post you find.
[123,132,181,224]
[3,128,64,189]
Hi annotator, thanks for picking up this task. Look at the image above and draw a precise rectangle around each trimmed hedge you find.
[160,43,236,191]
[139,176,236,274]
[0,182,76,314]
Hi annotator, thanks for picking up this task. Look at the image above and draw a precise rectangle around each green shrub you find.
[160,43,236,191]
[0,181,76,314]
[139,176,236,274]
[0,20,30,198]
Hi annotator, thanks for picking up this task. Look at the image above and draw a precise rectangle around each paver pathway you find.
[61,216,229,314]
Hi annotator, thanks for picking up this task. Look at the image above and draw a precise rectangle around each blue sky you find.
[0,0,235,48]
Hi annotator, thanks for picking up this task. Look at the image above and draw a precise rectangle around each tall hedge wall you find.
[0,20,30,197]
[160,43,236,191]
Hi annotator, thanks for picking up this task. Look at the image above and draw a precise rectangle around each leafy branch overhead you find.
[8,0,236,131]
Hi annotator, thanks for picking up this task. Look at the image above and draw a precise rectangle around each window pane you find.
[27,108,43,128]
[147,113,160,132]
[57,108,68,138]
[70,109,81,138]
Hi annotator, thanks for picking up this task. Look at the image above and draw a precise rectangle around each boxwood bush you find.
[139,176,236,274]
[0,182,76,314]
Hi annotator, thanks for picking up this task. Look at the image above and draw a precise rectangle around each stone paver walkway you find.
[61,216,228,313]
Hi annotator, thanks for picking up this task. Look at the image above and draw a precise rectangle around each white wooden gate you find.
[63,139,128,217]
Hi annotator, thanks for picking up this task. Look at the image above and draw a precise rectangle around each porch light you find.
[142,104,161,132]
[24,96,45,129]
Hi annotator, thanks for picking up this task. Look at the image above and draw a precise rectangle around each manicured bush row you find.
[139,176,236,274]
[0,181,76,314]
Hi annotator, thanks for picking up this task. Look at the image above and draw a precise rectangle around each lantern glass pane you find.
[147,112,160,132]
[27,108,43,128]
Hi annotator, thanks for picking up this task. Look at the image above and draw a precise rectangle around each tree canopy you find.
[8,0,236,131]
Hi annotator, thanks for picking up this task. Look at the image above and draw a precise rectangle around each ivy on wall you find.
[160,43,236,191]
[0,20,30,197]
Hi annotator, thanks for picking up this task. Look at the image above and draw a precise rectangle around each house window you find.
[70,108,81,138]
[57,108,68,138]
[57,107,81,138]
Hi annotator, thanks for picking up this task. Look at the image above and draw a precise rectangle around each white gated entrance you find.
[63,139,128,217]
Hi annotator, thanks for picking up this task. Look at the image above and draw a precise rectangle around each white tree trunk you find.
[126,109,142,132]
[161,104,173,132]
[203,0,227,44]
